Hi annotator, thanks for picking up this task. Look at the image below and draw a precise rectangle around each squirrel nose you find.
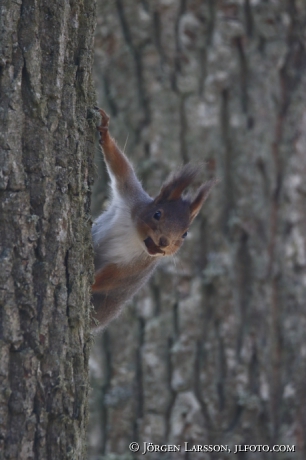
[159,236,169,247]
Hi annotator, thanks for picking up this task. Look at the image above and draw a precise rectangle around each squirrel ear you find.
[190,179,217,221]
[154,164,198,203]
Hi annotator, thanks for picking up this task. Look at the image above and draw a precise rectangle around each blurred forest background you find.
[88,1,306,459]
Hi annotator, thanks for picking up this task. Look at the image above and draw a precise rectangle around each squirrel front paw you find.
[94,107,110,145]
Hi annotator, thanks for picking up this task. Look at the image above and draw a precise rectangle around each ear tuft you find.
[189,178,217,221]
[154,164,199,204]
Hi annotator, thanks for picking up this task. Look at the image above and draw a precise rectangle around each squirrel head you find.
[134,165,216,257]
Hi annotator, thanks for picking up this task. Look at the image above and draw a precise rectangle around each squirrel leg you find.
[92,263,124,292]
[95,107,134,190]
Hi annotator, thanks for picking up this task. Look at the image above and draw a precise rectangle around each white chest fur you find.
[92,196,147,266]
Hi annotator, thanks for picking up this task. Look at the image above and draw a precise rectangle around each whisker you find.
[123,132,129,153]
[171,254,177,271]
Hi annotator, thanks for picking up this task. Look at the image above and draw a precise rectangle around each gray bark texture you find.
[89,1,306,459]
[0,0,96,458]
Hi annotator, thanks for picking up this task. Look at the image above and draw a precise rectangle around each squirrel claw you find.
[95,107,110,145]
[95,106,110,129]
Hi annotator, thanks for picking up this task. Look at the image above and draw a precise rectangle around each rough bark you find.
[0,0,96,458]
[90,1,306,459]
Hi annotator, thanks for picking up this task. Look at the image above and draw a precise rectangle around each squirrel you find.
[91,107,216,330]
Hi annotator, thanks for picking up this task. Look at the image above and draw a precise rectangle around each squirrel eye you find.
[153,210,161,220]
[182,232,188,239]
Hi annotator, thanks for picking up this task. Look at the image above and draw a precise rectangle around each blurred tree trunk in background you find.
[90,1,306,459]
[0,0,96,458]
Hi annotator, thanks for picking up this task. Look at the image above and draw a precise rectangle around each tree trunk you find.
[90,1,306,459]
[0,0,96,458]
